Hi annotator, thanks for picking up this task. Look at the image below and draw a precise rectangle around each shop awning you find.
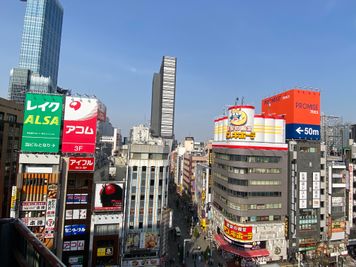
[214,234,269,258]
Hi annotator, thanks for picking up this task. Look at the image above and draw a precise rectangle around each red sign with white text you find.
[69,157,95,171]
[62,97,98,153]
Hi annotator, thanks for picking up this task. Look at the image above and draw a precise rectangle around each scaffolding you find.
[321,115,350,157]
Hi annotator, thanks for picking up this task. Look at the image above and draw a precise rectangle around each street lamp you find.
[183,238,192,264]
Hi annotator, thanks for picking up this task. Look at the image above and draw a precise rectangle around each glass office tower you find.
[18,0,63,88]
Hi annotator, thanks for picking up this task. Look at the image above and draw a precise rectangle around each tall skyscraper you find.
[19,0,63,88]
[150,56,177,139]
[9,0,63,104]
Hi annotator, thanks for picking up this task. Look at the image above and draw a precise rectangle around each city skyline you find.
[2,1,356,140]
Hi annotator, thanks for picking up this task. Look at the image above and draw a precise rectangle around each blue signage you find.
[286,124,320,140]
[64,224,86,236]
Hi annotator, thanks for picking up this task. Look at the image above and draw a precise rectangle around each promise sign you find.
[21,93,63,153]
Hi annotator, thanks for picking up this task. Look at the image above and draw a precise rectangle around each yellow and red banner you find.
[223,219,253,241]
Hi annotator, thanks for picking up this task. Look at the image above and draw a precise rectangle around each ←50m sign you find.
[21,93,63,153]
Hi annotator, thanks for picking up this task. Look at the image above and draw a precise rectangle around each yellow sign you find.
[97,247,113,257]
[226,131,256,140]
[201,191,206,201]
[10,186,17,209]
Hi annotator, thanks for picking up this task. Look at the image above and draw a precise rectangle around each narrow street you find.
[166,182,226,267]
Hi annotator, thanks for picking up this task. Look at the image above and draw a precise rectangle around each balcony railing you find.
[0,218,65,267]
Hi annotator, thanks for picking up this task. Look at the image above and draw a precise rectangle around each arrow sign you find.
[286,124,320,140]
[296,127,303,134]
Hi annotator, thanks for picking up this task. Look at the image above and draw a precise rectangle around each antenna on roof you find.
[235,97,239,105]
[241,96,245,106]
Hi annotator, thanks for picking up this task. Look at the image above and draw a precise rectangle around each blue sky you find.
[1,0,356,141]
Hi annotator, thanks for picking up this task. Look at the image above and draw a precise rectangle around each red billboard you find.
[62,97,98,153]
[261,89,320,125]
[223,219,253,241]
[69,157,95,172]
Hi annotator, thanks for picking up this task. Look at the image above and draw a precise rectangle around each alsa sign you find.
[68,157,95,172]
[62,97,98,154]
[21,93,63,153]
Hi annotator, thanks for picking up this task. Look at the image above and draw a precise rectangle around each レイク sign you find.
[62,97,98,153]
[21,93,63,153]
[68,157,95,171]
[223,219,253,241]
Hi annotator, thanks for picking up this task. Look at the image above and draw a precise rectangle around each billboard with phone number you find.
[62,97,98,153]
[21,93,63,153]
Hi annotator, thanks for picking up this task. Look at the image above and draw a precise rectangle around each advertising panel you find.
[286,124,320,140]
[21,217,46,226]
[223,219,253,241]
[66,194,88,204]
[97,247,113,257]
[21,93,63,152]
[66,209,87,220]
[20,201,47,211]
[262,89,320,125]
[94,183,123,211]
[126,233,140,250]
[63,240,85,251]
[64,224,87,236]
[69,157,95,172]
[331,220,346,233]
[226,106,256,141]
[32,227,55,249]
[144,232,159,249]
[44,198,57,238]
[11,186,17,210]
[122,258,160,267]
[62,97,98,153]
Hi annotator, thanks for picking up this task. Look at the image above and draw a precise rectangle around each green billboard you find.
[21,93,63,153]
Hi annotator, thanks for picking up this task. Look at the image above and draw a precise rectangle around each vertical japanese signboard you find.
[62,97,98,153]
[21,93,63,153]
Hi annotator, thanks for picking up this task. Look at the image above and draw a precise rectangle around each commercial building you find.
[0,98,23,218]
[150,56,177,139]
[122,125,170,266]
[262,89,349,264]
[11,93,115,266]
[9,0,63,104]
[194,163,211,231]
[211,104,288,266]
[182,152,207,200]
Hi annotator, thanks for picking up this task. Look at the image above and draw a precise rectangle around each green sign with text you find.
[21,93,63,153]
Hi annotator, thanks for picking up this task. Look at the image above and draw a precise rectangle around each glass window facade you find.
[18,0,63,88]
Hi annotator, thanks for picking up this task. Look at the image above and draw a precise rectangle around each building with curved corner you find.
[211,104,288,266]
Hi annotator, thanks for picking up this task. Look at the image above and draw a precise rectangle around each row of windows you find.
[215,153,280,163]
[215,172,280,186]
[130,153,168,160]
[220,195,282,211]
[217,164,281,174]
[213,202,282,223]
[299,147,317,153]
[214,182,282,198]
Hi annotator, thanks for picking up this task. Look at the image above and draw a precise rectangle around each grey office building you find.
[150,56,177,139]
[9,0,63,103]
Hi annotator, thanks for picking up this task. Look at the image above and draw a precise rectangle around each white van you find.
[175,226,181,237]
